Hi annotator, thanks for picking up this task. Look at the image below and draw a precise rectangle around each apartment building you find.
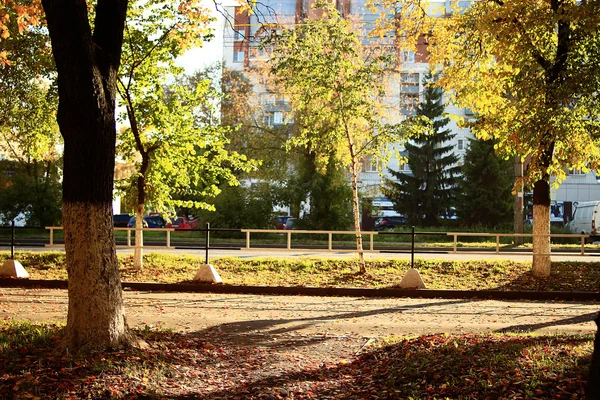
[218,0,600,207]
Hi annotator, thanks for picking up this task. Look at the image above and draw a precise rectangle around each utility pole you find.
[514,156,524,245]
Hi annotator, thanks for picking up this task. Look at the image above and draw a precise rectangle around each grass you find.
[0,320,594,399]
[2,251,599,292]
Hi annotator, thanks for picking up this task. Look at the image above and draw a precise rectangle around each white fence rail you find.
[41,226,593,257]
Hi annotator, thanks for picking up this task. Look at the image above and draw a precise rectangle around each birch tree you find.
[267,1,412,273]
[117,0,256,270]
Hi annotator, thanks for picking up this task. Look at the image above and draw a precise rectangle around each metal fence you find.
[0,224,594,263]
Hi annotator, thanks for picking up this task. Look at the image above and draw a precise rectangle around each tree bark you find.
[531,179,551,277]
[42,0,132,353]
[134,203,144,270]
[350,156,366,273]
[513,157,524,246]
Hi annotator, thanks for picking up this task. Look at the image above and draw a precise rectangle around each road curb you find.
[0,278,598,301]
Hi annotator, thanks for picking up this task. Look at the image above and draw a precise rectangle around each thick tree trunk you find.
[532,179,551,277]
[134,204,144,270]
[588,313,600,399]
[43,0,131,353]
[350,157,366,274]
[63,203,128,351]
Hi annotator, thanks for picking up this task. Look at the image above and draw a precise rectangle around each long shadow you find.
[141,334,592,400]
[493,265,600,292]
[495,311,598,333]
[187,298,480,347]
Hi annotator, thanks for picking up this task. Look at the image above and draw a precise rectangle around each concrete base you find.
[0,259,29,278]
[193,264,222,284]
[398,268,426,289]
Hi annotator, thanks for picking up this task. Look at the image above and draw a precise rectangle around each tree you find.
[266,1,410,273]
[456,138,513,228]
[384,73,459,227]
[430,0,600,277]
[293,152,354,231]
[0,159,62,226]
[116,0,255,270]
[0,11,62,227]
[194,181,276,229]
[40,0,134,353]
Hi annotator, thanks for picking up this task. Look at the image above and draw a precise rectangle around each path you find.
[1,288,597,337]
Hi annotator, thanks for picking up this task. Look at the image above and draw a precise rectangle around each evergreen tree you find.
[384,73,460,227]
[456,138,513,228]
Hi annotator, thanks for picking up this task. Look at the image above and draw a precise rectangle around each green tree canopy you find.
[384,73,459,227]
[456,138,513,228]
[116,0,257,269]
[0,7,62,227]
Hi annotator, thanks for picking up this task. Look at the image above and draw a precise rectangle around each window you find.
[400,50,415,63]
[568,168,585,175]
[368,159,379,172]
[400,73,419,85]
[233,51,245,63]
[397,161,411,172]
[400,73,420,116]
[234,30,243,41]
[265,111,284,126]
[457,139,464,150]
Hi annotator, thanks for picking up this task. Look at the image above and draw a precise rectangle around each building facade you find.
[219,0,600,211]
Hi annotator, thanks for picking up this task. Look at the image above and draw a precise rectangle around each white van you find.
[567,201,600,240]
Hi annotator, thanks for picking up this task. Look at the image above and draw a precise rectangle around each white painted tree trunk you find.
[63,202,130,352]
[134,205,144,271]
[532,203,551,277]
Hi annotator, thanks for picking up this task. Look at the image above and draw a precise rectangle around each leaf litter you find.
[0,320,593,399]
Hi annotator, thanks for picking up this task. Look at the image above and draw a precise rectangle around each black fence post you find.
[205,223,210,264]
[10,220,15,260]
[411,225,415,269]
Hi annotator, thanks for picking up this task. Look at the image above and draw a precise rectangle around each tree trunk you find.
[532,179,551,277]
[350,157,366,273]
[133,166,147,271]
[513,157,524,246]
[588,313,600,399]
[134,204,144,270]
[43,0,132,353]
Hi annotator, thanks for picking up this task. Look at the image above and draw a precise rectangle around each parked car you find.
[167,216,198,230]
[283,217,296,230]
[275,216,292,230]
[127,215,166,228]
[374,216,407,231]
[113,213,131,227]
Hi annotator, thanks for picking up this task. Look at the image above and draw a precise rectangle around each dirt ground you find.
[1,287,597,337]
[1,287,598,399]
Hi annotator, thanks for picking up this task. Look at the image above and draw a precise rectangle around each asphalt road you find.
[5,245,600,263]
[1,288,597,337]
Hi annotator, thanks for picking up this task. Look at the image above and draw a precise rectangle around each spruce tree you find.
[384,73,460,227]
[456,138,513,227]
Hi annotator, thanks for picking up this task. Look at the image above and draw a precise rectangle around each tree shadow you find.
[185,298,478,348]
[493,264,600,292]
[149,333,592,400]
[495,311,598,334]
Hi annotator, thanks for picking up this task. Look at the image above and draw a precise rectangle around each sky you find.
[176,1,226,73]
